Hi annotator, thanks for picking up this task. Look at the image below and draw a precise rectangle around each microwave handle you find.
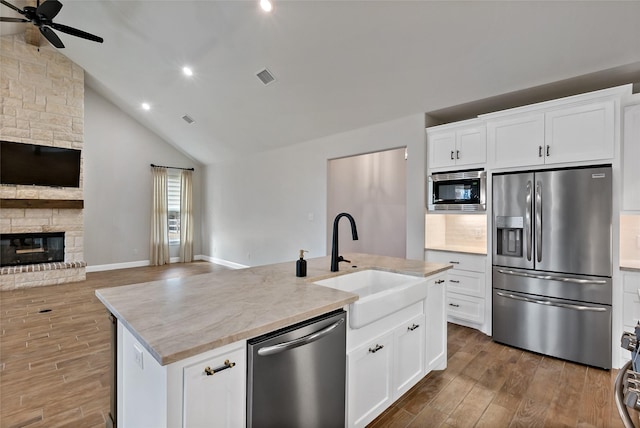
[525,180,532,262]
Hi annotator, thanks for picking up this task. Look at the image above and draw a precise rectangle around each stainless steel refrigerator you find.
[492,165,612,368]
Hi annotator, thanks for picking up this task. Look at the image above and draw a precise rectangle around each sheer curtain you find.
[150,166,170,265]
[179,169,194,262]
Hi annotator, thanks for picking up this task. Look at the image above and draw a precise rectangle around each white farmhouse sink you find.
[314,269,428,328]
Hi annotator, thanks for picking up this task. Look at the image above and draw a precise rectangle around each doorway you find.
[327,147,407,258]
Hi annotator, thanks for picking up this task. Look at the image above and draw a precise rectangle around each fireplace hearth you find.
[0,232,65,267]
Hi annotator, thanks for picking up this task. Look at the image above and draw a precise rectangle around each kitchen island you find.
[97,253,451,428]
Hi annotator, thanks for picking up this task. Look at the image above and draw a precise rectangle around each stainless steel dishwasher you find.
[247,309,346,428]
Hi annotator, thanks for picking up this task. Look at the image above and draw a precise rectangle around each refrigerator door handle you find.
[525,180,532,262]
[535,180,542,263]
[496,268,608,284]
[495,291,608,312]
[257,318,344,356]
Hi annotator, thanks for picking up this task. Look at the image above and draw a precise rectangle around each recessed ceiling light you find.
[182,66,193,77]
[260,0,272,12]
[141,102,151,111]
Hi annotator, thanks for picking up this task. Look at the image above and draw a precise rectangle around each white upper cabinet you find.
[544,100,615,164]
[622,97,640,211]
[486,113,545,168]
[427,119,486,170]
[484,85,629,170]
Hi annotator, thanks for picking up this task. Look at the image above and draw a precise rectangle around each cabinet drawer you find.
[426,250,487,273]
[446,293,485,324]
[447,271,485,298]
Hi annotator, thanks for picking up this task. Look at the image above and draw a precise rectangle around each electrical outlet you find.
[133,344,144,369]
[308,212,314,222]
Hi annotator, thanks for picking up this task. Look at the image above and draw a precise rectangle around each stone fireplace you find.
[0,34,86,290]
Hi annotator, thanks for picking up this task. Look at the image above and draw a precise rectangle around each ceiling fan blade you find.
[0,0,24,14]
[50,22,103,43]
[40,26,64,48]
[0,16,28,22]
[36,0,62,20]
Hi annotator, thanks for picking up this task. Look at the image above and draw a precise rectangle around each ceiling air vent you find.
[182,114,195,124]
[256,68,276,86]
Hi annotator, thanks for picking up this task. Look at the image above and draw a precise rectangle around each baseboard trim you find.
[86,255,248,272]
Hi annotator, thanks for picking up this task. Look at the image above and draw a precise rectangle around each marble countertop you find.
[620,260,640,272]
[96,253,451,366]
[425,245,487,255]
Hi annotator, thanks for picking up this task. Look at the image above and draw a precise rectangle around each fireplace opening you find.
[0,232,65,267]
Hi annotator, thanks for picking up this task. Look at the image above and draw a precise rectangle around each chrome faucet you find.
[331,212,359,272]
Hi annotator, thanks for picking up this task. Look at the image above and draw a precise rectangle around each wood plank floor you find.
[0,262,229,428]
[1,262,637,427]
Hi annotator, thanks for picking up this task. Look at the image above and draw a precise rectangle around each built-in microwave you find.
[427,169,486,212]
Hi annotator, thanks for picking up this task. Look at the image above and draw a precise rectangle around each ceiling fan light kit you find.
[0,0,103,49]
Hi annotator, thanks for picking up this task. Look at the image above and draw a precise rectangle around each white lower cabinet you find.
[118,322,246,428]
[346,272,447,428]
[347,330,394,428]
[393,314,426,398]
[182,347,245,428]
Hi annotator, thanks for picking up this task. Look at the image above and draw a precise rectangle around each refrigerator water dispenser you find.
[496,216,523,257]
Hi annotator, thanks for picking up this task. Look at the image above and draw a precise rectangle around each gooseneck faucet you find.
[331,212,359,272]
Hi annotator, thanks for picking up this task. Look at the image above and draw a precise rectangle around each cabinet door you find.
[487,113,545,168]
[427,130,456,169]
[347,331,393,428]
[393,314,426,398]
[426,276,447,371]
[456,126,486,166]
[545,100,615,164]
[183,346,245,428]
[623,103,640,211]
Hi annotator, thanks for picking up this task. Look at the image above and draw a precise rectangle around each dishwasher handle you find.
[257,318,345,356]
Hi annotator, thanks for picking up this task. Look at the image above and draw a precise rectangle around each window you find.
[167,172,181,245]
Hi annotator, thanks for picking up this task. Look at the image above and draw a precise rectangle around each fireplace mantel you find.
[0,199,84,209]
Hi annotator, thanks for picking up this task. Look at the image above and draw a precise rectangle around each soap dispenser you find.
[296,250,308,277]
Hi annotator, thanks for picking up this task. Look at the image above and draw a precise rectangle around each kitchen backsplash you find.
[425,214,487,254]
[620,215,640,266]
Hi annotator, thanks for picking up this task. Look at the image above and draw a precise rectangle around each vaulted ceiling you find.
[2,1,640,164]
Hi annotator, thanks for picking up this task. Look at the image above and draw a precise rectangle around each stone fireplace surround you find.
[0,34,87,290]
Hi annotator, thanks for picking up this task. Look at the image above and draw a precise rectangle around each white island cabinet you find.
[98,254,451,428]
[118,322,245,428]
[346,272,447,428]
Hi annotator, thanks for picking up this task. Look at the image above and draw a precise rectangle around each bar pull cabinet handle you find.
[450,150,454,160]
[525,180,532,262]
[407,324,420,331]
[435,279,445,284]
[449,261,460,264]
[449,279,460,284]
[456,150,460,159]
[546,145,550,157]
[449,303,460,308]
[369,344,384,353]
[204,359,235,376]
[538,146,543,157]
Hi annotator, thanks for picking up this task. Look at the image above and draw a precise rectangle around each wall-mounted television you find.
[0,141,81,188]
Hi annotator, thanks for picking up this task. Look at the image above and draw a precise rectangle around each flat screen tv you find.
[0,141,81,188]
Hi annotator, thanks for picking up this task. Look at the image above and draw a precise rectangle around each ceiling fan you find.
[0,0,103,48]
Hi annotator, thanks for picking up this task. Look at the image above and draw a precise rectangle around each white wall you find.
[83,86,202,269]
[202,114,426,267]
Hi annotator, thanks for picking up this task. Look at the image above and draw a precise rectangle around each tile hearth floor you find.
[0,261,636,427]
